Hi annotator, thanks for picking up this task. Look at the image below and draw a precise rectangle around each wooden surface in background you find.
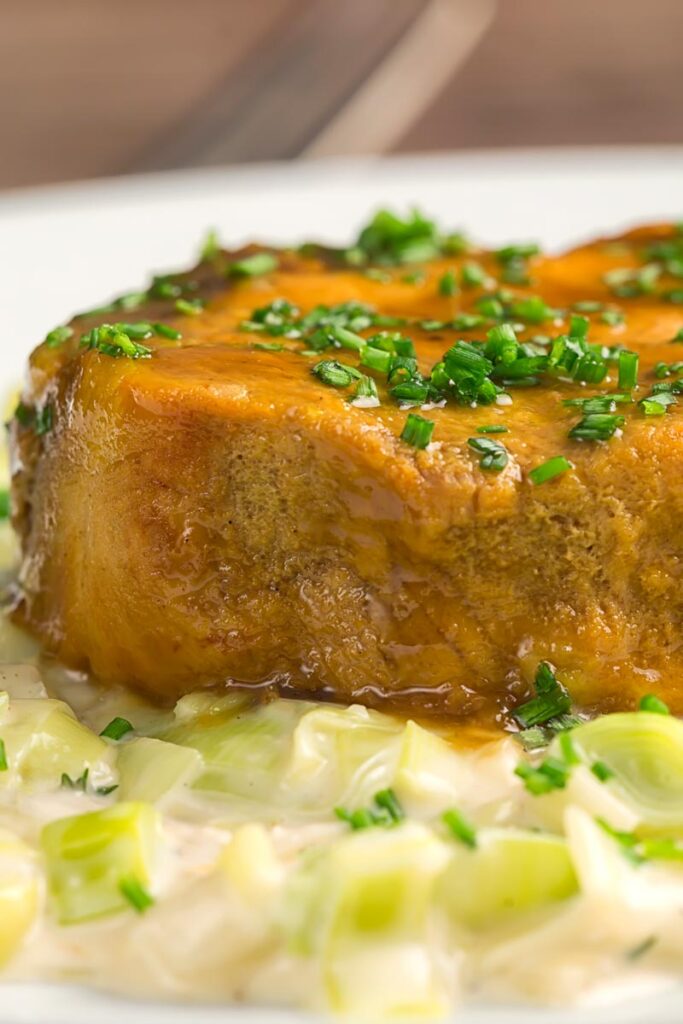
[1,0,682,190]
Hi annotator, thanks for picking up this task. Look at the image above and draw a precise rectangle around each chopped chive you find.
[0,738,7,772]
[360,346,392,373]
[401,270,425,285]
[438,269,458,296]
[528,455,573,485]
[96,784,119,797]
[617,350,639,390]
[604,263,660,297]
[335,788,405,831]
[460,262,486,288]
[363,268,390,283]
[312,360,361,388]
[513,662,572,728]
[638,693,670,715]
[496,242,540,264]
[35,405,54,436]
[200,228,220,261]
[568,413,624,441]
[45,325,74,348]
[351,375,379,404]
[442,808,477,848]
[673,327,683,342]
[569,314,590,340]
[639,392,677,416]
[229,252,278,277]
[600,310,625,326]
[596,819,644,865]
[0,490,9,520]
[511,296,556,324]
[515,756,570,795]
[467,436,508,472]
[61,768,89,792]
[401,413,434,449]
[99,717,134,741]
[14,402,34,428]
[335,806,376,830]
[591,760,614,782]
[119,876,154,913]
[174,298,203,316]
[476,296,505,319]
[476,424,508,434]
[627,937,657,961]
[374,788,404,824]
[80,324,152,360]
[253,341,284,351]
[572,300,604,313]
[152,323,182,340]
[327,325,367,352]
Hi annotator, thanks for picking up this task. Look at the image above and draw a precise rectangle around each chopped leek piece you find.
[437,828,577,930]
[116,737,202,806]
[393,719,468,812]
[285,823,451,1018]
[549,711,683,831]
[165,700,307,803]
[284,703,401,810]
[41,802,160,924]
[0,830,39,965]
[220,823,283,905]
[0,697,116,792]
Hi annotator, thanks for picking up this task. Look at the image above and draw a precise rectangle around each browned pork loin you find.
[9,218,683,722]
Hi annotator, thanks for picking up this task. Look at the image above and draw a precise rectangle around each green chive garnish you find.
[476,424,508,434]
[514,662,572,728]
[200,228,220,261]
[35,405,54,436]
[335,788,405,830]
[591,760,614,782]
[45,325,74,348]
[638,693,670,715]
[438,269,458,296]
[617,350,639,390]
[119,876,154,913]
[568,413,624,441]
[467,436,508,472]
[529,455,573,485]
[0,491,10,520]
[229,252,279,277]
[515,756,570,795]
[174,298,203,316]
[312,360,361,388]
[0,738,7,772]
[401,413,434,449]
[442,808,477,848]
[460,262,486,288]
[99,717,134,741]
[152,323,182,341]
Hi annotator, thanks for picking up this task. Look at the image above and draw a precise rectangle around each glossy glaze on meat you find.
[10,223,683,723]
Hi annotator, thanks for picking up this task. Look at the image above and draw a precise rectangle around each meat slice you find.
[10,224,683,722]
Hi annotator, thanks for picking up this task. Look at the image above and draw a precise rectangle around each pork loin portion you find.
[10,225,683,720]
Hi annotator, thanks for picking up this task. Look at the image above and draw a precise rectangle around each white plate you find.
[1,147,682,1022]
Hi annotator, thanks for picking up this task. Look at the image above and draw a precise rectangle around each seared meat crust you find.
[10,224,683,721]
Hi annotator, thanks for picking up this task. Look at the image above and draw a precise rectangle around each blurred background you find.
[2,0,682,191]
